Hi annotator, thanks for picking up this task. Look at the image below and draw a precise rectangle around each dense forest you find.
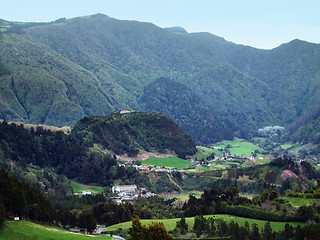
[0,120,136,185]
[140,77,236,143]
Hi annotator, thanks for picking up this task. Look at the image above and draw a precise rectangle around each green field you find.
[253,137,267,142]
[225,139,263,156]
[142,156,195,169]
[71,181,105,195]
[160,191,203,202]
[285,197,319,207]
[213,138,263,156]
[105,214,304,232]
[192,146,222,160]
[0,220,112,240]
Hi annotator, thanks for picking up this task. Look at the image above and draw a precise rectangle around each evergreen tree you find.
[128,217,147,240]
[193,215,207,237]
[261,222,273,240]
[0,198,5,227]
[206,217,216,237]
[176,217,188,234]
[250,223,260,240]
[146,222,174,240]
[78,211,96,233]
[295,225,304,240]
[128,217,173,240]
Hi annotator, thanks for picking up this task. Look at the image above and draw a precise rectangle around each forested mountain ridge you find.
[1,14,320,144]
[72,112,196,158]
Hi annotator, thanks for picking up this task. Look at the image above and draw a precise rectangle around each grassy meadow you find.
[142,156,195,168]
[160,191,203,202]
[0,220,112,240]
[218,138,263,156]
[71,181,105,195]
[105,214,305,232]
[285,197,319,207]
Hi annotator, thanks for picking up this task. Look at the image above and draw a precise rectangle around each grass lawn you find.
[192,146,222,160]
[160,191,203,202]
[105,214,305,232]
[213,138,263,156]
[0,220,112,240]
[71,181,105,195]
[143,156,195,169]
[285,197,319,207]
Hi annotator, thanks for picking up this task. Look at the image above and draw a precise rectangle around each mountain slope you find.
[72,112,197,158]
[139,77,236,143]
[1,14,320,144]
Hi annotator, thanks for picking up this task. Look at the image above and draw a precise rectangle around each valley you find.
[0,12,320,240]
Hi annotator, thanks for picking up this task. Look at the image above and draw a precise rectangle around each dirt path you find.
[166,172,183,192]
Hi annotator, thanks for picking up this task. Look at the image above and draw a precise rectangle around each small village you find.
[111,184,156,204]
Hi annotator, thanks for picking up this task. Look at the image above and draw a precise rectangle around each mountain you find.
[282,104,320,145]
[1,14,320,144]
[72,111,197,158]
[139,77,236,144]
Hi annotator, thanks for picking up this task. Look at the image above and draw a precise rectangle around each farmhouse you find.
[81,190,92,195]
[120,110,132,114]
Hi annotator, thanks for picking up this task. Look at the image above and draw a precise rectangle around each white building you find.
[112,185,137,193]
[82,190,92,195]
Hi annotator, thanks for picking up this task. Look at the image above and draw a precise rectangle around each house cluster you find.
[111,184,156,204]
[132,164,178,173]
[220,155,254,162]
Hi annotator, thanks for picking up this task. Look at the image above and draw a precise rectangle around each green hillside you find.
[72,112,197,158]
[105,214,304,232]
[1,14,320,144]
[0,220,111,240]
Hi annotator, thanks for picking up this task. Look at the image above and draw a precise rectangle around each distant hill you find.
[72,111,197,158]
[1,14,320,144]
[282,105,320,145]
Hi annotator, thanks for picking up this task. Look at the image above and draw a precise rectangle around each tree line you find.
[0,120,138,185]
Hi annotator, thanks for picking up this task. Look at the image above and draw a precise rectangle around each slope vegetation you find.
[1,14,320,144]
[72,112,197,158]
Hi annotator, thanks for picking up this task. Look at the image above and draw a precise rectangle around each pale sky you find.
[1,0,319,49]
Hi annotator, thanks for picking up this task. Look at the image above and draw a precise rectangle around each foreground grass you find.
[106,214,304,232]
[143,156,195,168]
[0,220,112,240]
[71,181,105,195]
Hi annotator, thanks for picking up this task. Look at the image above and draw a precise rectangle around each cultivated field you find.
[215,138,263,156]
[142,156,195,169]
